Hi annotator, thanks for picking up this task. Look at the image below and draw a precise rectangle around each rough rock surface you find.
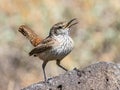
[21,62,120,90]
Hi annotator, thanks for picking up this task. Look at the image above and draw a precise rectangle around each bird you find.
[29,18,78,81]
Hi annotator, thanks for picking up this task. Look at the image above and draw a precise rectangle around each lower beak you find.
[65,18,78,28]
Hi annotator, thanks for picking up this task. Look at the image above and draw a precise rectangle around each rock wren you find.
[19,18,78,81]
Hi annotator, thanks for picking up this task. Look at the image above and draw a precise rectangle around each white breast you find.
[38,35,74,61]
[50,35,74,60]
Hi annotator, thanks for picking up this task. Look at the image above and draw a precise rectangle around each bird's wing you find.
[29,37,56,56]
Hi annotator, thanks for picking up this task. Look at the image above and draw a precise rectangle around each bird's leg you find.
[56,60,68,71]
[42,61,48,82]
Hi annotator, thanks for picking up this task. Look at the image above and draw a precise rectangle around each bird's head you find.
[49,18,78,36]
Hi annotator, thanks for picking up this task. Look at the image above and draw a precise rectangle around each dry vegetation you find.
[0,0,120,90]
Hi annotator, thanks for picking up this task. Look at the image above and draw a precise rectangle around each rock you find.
[21,62,120,90]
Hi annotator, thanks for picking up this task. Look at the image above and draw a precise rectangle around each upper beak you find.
[65,18,78,28]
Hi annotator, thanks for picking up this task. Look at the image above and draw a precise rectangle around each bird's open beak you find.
[65,18,78,28]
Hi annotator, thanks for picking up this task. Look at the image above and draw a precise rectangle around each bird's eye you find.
[57,26,62,29]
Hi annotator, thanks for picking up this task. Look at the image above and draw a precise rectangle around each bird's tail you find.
[18,25,42,47]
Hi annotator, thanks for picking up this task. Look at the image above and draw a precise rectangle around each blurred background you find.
[0,0,120,90]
